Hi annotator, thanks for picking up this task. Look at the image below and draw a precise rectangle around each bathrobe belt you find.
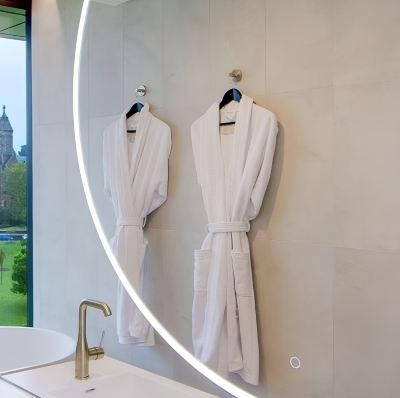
[207,221,250,233]
[117,216,147,228]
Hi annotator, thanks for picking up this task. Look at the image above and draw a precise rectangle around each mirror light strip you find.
[73,1,256,397]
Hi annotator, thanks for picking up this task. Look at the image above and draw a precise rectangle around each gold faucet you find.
[75,299,112,380]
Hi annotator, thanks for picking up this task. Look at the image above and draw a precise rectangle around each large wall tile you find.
[88,115,117,238]
[209,0,266,101]
[334,248,400,398]
[122,0,163,108]
[257,240,334,398]
[34,124,68,327]
[32,0,67,125]
[162,0,210,112]
[254,87,334,245]
[87,2,123,117]
[35,123,68,237]
[59,0,85,122]
[266,0,333,94]
[333,0,400,86]
[333,80,400,251]
[65,123,101,324]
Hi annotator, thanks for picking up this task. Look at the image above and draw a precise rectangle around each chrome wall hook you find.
[229,69,242,82]
[135,85,147,97]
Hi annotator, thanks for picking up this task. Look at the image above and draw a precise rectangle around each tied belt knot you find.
[207,221,250,233]
[117,216,146,228]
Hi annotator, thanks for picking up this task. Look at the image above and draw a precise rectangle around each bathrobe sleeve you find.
[148,124,172,214]
[248,111,278,220]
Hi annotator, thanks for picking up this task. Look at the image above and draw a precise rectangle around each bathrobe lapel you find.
[117,103,152,189]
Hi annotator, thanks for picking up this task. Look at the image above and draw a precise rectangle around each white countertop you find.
[0,379,30,397]
[3,356,218,398]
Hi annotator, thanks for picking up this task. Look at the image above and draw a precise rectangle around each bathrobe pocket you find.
[231,251,254,297]
[192,249,211,357]
[193,249,211,291]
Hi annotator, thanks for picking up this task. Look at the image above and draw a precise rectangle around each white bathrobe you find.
[191,95,278,384]
[103,103,171,345]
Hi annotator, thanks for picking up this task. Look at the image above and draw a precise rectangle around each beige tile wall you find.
[33,0,400,397]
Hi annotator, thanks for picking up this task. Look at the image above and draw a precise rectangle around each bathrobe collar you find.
[117,103,152,186]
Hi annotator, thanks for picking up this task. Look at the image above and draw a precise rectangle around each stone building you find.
[0,106,17,208]
[17,144,27,163]
[0,106,16,170]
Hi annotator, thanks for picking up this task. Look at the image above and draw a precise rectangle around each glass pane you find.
[0,6,28,326]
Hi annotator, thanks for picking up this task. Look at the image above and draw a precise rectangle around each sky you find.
[0,37,26,153]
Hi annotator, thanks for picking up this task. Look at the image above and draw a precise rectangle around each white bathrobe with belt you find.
[103,103,171,345]
[191,95,278,384]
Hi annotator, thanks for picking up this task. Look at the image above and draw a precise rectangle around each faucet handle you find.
[88,330,106,361]
[99,330,105,348]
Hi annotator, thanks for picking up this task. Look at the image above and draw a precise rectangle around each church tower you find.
[0,105,17,170]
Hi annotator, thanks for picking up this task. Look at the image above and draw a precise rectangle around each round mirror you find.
[74,1,400,398]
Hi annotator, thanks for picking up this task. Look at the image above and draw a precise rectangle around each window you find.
[0,1,31,326]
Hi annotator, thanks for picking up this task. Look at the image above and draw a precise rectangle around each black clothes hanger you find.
[126,102,144,133]
[219,88,242,126]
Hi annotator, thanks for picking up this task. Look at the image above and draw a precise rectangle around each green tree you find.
[0,249,5,267]
[3,162,27,225]
[0,207,12,227]
[11,243,27,295]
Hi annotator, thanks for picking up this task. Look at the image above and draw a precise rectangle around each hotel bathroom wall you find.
[35,0,400,398]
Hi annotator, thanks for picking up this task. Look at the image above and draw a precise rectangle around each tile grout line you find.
[331,4,336,396]
[263,237,400,255]
[264,0,268,98]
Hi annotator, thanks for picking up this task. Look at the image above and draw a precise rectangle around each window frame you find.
[0,1,29,10]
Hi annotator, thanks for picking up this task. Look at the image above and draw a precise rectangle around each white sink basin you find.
[50,373,147,398]
[50,372,207,398]
[4,357,217,398]
[0,327,75,374]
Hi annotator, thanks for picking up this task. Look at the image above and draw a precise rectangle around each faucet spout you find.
[80,299,112,317]
[75,298,112,380]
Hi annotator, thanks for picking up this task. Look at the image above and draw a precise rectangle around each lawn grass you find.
[0,241,27,326]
